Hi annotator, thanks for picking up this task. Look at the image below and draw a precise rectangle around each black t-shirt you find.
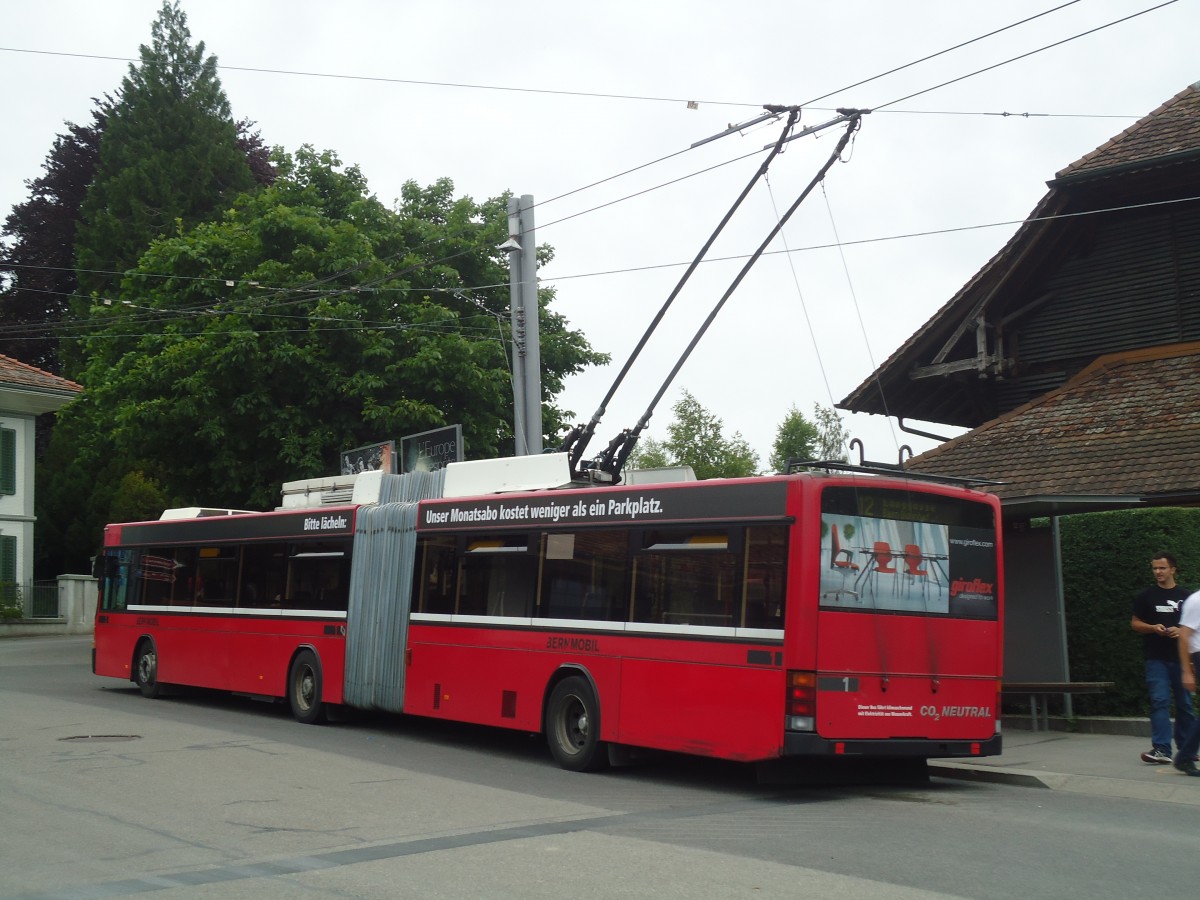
[1133,584,1191,660]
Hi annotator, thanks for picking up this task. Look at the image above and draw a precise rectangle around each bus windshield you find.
[818,485,998,619]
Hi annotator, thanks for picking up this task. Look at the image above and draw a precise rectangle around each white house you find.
[0,355,82,587]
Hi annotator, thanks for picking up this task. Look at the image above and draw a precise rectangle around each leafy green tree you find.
[769,405,820,472]
[813,404,852,461]
[0,108,107,375]
[769,403,851,471]
[1,100,269,377]
[38,148,604,573]
[627,437,671,471]
[105,471,170,526]
[628,390,759,479]
[74,0,254,319]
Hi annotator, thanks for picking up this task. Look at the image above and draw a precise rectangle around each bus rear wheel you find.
[288,649,325,725]
[546,676,608,772]
[134,641,161,699]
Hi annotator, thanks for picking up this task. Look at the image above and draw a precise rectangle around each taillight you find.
[786,670,815,731]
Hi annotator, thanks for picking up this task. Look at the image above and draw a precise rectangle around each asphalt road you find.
[1,635,1193,900]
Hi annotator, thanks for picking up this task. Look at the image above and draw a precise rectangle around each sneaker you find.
[1173,757,1200,776]
[1141,748,1172,764]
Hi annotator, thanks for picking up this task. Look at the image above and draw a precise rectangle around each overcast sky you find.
[2,0,1196,471]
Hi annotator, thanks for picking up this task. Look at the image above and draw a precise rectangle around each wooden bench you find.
[1001,681,1114,731]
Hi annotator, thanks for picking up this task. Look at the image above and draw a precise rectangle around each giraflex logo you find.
[949,577,993,598]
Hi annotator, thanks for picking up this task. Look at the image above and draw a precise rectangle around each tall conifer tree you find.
[74,1,253,319]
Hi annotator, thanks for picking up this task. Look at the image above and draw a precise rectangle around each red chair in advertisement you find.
[867,541,897,597]
[903,543,931,600]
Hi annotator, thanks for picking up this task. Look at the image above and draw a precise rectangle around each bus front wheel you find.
[288,649,325,725]
[546,676,608,772]
[134,641,161,699]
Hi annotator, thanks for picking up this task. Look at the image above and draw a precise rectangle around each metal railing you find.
[0,582,60,619]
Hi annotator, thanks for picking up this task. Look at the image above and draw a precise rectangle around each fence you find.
[0,581,60,619]
[0,575,95,636]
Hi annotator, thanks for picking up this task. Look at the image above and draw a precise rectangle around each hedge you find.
[1058,507,1200,716]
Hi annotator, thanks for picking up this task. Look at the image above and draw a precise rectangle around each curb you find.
[928,761,1053,789]
[1002,715,1150,737]
[929,761,1200,806]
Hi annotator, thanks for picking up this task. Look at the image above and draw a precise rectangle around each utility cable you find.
[539,194,1200,284]
[0,46,757,108]
[763,173,838,409]
[2,3,1182,354]
[7,191,1197,344]
[820,181,900,453]
[873,0,1179,111]
[5,3,1174,320]
[799,0,1084,107]
[8,193,1198,342]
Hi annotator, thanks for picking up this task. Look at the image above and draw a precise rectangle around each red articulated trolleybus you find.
[93,455,1004,773]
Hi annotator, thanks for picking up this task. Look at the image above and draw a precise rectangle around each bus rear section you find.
[402,473,1003,770]
[404,478,794,769]
[785,481,1002,760]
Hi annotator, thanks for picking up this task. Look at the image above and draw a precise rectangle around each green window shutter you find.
[0,535,16,583]
[0,429,15,495]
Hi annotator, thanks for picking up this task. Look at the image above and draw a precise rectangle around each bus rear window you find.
[819,486,997,619]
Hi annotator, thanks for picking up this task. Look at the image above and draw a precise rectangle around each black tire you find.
[288,649,325,724]
[134,640,161,699]
[546,675,608,771]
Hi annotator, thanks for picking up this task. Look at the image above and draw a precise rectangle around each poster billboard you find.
[341,440,396,475]
[401,425,463,473]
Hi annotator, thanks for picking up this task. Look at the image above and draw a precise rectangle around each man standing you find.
[1132,553,1195,764]
[1174,589,1200,775]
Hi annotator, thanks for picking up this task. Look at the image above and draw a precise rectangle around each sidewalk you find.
[929,725,1200,806]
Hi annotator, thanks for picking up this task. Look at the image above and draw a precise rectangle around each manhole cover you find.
[58,735,142,743]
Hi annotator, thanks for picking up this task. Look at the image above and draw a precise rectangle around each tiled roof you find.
[0,354,82,395]
[907,343,1200,501]
[1056,81,1200,179]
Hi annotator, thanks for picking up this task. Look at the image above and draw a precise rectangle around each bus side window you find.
[417,536,457,614]
[743,526,787,628]
[239,543,287,608]
[458,535,534,617]
[538,530,629,621]
[287,542,350,611]
[139,548,183,606]
[633,529,737,627]
[316,554,351,610]
[165,548,198,606]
